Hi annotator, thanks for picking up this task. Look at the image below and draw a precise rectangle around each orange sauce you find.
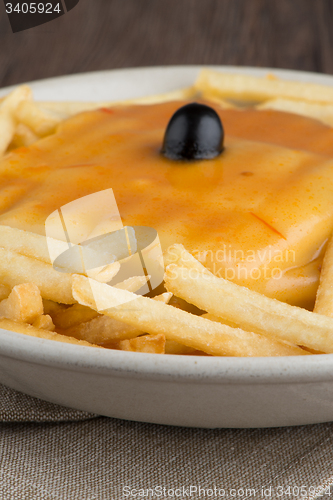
[1,100,333,308]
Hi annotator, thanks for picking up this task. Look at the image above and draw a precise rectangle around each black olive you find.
[161,102,224,160]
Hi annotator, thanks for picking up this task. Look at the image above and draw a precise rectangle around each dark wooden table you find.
[1,0,333,88]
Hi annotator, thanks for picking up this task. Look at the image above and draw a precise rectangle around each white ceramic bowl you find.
[1,66,333,428]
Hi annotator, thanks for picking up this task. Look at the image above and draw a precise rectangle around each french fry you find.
[257,98,333,127]
[0,317,101,347]
[0,284,10,301]
[167,294,204,315]
[196,91,239,108]
[38,87,195,116]
[0,85,33,114]
[163,253,333,353]
[164,243,208,272]
[52,274,154,333]
[14,100,64,137]
[42,299,67,316]
[0,112,15,156]
[152,292,173,304]
[52,303,99,330]
[114,86,195,105]
[86,261,120,283]
[61,314,143,345]
[165,340,200,355]
[0,225,124,274]
[0,246,74,304]
[116,334,166,354]
[302,346,326,354]
[32,314,55,331]
[202,313,314,355]
[9,123,39,149]
[61,293,170,344]
[38,101,116,116]
[53,274,153,331]
[113,274,151,292]
[0,225,57,265]
[314,236,333,316]
[194,69,333,104]
[201,312,239,329]
[0,283,43,323]
[72,275,307,356]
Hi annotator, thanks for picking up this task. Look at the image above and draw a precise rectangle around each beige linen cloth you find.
[1,383,333,500]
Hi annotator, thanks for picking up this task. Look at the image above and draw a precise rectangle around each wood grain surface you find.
[1,0,333,87]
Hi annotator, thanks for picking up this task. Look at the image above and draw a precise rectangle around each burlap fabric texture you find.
[1,383,333,500]
[0,384,96,422]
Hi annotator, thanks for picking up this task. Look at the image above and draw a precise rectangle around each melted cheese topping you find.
[1,101,333,309]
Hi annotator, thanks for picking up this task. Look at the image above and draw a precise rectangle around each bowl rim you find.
[1,328,333,386]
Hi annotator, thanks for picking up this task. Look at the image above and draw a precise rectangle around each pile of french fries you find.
[2,70,333,356]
